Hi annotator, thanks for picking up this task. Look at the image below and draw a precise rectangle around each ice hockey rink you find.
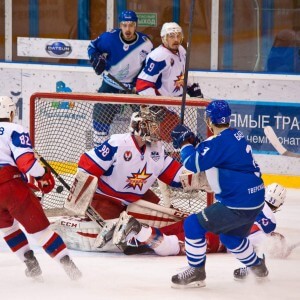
[0,188,299,300]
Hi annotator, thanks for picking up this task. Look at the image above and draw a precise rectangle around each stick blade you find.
[264,126,287,155]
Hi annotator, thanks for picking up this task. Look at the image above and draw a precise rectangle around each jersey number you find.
[99,144,110,157]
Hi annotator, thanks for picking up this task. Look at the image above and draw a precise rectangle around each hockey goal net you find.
[30,92,213,216]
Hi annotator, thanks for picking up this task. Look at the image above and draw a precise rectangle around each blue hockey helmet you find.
[119,10,138,23]
[205,100,231,124]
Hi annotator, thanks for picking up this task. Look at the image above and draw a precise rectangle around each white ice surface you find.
[1,189,299,300]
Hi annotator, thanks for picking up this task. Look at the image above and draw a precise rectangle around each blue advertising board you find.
[228,101,300,154]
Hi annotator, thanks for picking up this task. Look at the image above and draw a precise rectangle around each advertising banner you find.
[229,101,300,154]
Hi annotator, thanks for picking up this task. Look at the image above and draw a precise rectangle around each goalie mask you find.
[265,183,287,212]
[0,96,16,119]
[129,106,165,143]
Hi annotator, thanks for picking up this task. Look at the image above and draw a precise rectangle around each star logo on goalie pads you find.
[124,164,152,191]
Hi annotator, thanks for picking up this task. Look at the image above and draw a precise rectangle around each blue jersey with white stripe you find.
[88,29,153,85]
[180,128,265,209]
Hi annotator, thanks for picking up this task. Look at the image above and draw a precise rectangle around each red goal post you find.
[30,92,214,215]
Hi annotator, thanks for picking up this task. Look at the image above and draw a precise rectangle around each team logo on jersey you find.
[170,58,174,66]
[173,72,184,93]
[124,151,132,161]
[150,151,160,162]
[124,164,152,190]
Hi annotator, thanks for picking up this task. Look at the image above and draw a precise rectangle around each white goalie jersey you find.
[78,133,183,204]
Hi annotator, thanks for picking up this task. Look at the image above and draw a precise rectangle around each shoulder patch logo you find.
[150,151,160,162]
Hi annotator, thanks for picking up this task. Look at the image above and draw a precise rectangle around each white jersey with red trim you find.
[78,133,183,204]
[0,122,44,177]
[136,45,186,97]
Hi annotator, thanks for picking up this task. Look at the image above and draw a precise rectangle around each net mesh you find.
[31,93,212,216]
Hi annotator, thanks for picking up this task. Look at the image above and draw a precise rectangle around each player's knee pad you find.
[220,234,245,249]
[183,214,206,239]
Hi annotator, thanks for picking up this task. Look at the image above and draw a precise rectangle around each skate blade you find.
[234,274,269,283]
[171,280,206,289]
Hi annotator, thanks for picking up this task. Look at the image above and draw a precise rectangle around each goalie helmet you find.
[129,106,165,143]
[205,100,231,125]
[119,10,138,23]
[0,96,16,119]
[160,22,183,45]
[265,183,287,212]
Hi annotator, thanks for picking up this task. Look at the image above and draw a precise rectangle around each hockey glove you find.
[35,167,55,194]
[187,83,203,98]
[90,52,106,75]
[171,124,196,149]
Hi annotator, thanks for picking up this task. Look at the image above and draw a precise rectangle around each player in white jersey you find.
[136,22,203,98]
[87,10,153,140]
[0,96,81,281]
[168,100,268,288]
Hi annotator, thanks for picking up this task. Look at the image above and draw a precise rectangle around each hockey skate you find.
[171,266,206,289]
[94,220,117,248]
[112,211,142,246]
[24,250,43,281]
[60,255,82,280]
[234,255,269,281]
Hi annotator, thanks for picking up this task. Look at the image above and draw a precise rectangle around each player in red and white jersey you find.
[0,96,81,281]
[136,22,202,98]
[75,106,190,255]
[78,106,183,215]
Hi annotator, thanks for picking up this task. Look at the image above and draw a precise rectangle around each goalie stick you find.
[35,151,105,227]
[264,126,300,158]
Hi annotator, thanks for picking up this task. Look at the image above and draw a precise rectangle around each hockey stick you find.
[106,73,132,93]
[35,151,105,227]
[264,126,300,158]
[180,0,196,124]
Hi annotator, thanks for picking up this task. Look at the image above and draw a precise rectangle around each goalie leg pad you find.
[51,217,121,253]
[126,200,185,228]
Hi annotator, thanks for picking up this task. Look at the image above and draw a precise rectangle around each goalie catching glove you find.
[90,52,107,75]
[35,167,55,194]
[180,170,212,193]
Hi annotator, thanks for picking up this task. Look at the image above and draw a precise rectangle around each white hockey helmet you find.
[160,22,183,45]
[0,96,16,119]
[129,105,165,143]
[265,183,287,211]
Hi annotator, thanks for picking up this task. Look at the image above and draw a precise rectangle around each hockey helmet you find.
[129,105,165,143]
[205,100,231,125]
[0,96,16,119]
[119,10,138,23]
[265,183,287,212]
[160,22,183,37]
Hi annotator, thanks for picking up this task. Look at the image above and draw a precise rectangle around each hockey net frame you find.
[30,92,214,216]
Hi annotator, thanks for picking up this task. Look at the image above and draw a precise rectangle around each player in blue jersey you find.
[169,100,268,288]
[87,10,153,144]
